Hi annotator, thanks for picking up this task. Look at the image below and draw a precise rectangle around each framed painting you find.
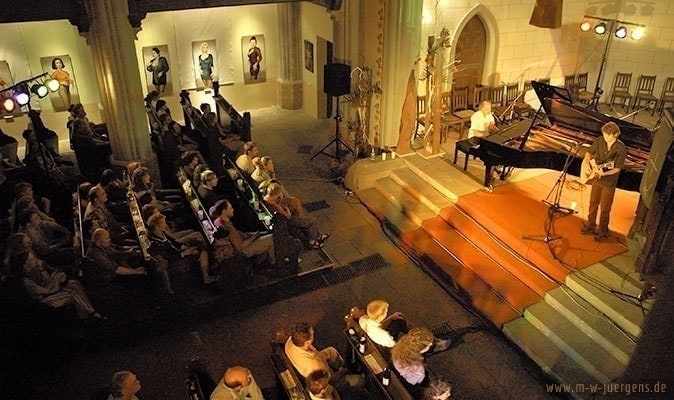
[142,45,172,95]
[192,40,217,90]
[242,34,266,84]
[304,40,314,73]
[40,55,80,112]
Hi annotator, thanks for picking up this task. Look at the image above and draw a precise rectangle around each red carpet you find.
[454,172,635,282]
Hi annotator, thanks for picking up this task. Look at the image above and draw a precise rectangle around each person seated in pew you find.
[4,233,105,321]
[210,366,265,400]
[197,169,227,210]
[284,321,345,380]
[209,199,275,267]
[146,212,219,288]
[236,141,259,175]
[307,369,341,400]
[424,378,452,400]
[251,156,276,186]
[15,181,51,216]
[391,327,436,385]
[86,228,147,284]
[108,370,142,400]
[167,120,200,152]
[16,195,55,225]
[83,186,135,243]
[180,151,201,184]
[19,209,76,267]
[100,169,128,203]
[264,182,329,249]
[204,110,243,159]
[73,182,94,217]
[131,167,183,212]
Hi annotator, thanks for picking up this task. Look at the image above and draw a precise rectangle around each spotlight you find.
[594,22,607,35]
[631,27,644,40]
[30,83,48,98]
[615,26,627,39]
[580,21,592,32]
[2,98,15,113]
[46,78,60,92]
[13,86,30,106]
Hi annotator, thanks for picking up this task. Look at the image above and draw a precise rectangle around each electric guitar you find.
[579,159,614,185]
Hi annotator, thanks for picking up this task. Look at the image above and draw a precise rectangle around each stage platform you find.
[345,149,653,394]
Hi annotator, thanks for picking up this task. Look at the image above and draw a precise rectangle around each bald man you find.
[210,366,264,400]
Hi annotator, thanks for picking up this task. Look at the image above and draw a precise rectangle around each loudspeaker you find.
[324,63,351,97]
[529,0,563,29]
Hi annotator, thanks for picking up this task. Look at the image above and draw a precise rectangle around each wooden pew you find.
[270,331,311,400]
[214,95,252,142]
[176,166,217,245]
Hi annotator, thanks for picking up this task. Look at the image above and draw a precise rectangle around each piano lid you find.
[530,81,653,148]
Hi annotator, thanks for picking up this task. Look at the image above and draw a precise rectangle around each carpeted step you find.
[439,206,559,296]
[400,228,521,327]
[422,217,542,314]
[388,168,454,213]
[524,301,626,383]
[565,264,648,339]
[544,286,635,366]
[503,317,597,400]
[373,177,437,226]
[356,187,420,235]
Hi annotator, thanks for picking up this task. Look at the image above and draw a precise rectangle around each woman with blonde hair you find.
[391,327,435,385]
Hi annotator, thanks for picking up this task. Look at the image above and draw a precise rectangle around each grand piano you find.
[472,81,653,191]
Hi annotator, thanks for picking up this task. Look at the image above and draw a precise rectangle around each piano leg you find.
[484,164,494,191]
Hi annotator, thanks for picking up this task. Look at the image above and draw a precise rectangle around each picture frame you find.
[142,45,172,95]
[242,34,266,84]
[192,40,218,89]
[40,55,80,112]
[304,40,314,73]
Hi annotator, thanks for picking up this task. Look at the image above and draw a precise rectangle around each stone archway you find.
[453,15,487,98]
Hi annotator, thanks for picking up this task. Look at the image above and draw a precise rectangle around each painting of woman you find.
[51,57,73,107]
[145,46,170,94]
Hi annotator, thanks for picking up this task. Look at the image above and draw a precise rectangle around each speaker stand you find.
[311,97,354,162]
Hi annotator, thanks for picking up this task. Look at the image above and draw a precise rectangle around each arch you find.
[450,4,499,86]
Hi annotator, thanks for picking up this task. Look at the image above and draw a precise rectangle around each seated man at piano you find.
[468,101,499,139]
[580,121,626,242]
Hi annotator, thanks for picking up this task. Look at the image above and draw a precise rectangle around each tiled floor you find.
[6,107,562,400]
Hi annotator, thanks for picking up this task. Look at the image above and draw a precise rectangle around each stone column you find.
[379,0,422,147]
[277,2,303,110]
[82,0,153,164]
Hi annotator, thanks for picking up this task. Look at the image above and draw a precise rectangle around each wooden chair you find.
[564,74,578,99]
[514,81,533,119]
[632,75,658,115]
[536,77,551,85]
[473,84,490,110]
[415,95,427,138]
[658,77,674,114]
[609,72,633,110]
[489,85,505,109]
[576,72,594,103]
[494,82,519,121]
[442,87,472,140]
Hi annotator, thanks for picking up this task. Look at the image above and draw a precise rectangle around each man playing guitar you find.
[580,121,627,242]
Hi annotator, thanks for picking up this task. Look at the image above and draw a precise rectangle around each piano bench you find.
[454,138,479,171]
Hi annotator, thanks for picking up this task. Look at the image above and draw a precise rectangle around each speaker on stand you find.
[312,63,355,162]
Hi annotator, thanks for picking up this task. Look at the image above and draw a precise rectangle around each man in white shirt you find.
[358,299,409,348]
[284,322,343,378]
[468,101,497,138]
[210,366,264,400]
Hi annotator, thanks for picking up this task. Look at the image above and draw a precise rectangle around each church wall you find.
[300,2,334,118]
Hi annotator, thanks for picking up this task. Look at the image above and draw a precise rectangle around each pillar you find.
[379,0,422,148]
[82,0,153,164]
[277,2,303,110]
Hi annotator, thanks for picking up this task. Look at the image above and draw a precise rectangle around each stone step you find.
[423,217,541,313]
[544,286,635,366]
[356,188,420,236]
[503,318,598,400]
[401,154,482,200]
[439,206,559,296]
[388,168,454,213]
[565,263,648,339]
[373,177,437,226]
[399,227,520,327]
[525,302,626,383]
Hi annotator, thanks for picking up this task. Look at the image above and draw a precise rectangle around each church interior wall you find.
[300,2,334,119]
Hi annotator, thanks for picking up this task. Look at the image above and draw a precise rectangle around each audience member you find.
[391,327,435,385]
[132,166,182,212]
[108,370,141,400]
[84,186,132,241]
[19,209,75,267]
[5,233,104,320]
[86,228,147,285]
[358,299,410,348]
[210,366,264,400]
[205,110,243,158]
[264,182,329,249]
[180,151,201,182]
[100,169,128,203]
[15,181,50,215]
[209,199,274,266]
[70,103,110,181]
[198,169,227,209]
[285,322,344,379]
[251,156,275,185]
[236,142,259,175]
[424,378,452,400]
[307,369,341,400]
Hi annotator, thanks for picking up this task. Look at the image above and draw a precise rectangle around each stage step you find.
[373,177,437,226]
[524,302,626,383]
[503,318,597,400]
[439,206,558,296]
[565,262,649,338]
[544,286,636,366]
[356,188,420,235]
[401,154,482,201]
[399,228,521,327]
[423,217,541,314]
[388,168,454,213]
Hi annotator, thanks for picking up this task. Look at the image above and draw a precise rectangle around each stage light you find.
[2,98,15,112]
[594,22,607,35]
[13,85,30,106]
[30,83,48,98]
[580,21,592,32]
[631,27,644,40]
[46,78,60,92]
[615,25,627,39]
